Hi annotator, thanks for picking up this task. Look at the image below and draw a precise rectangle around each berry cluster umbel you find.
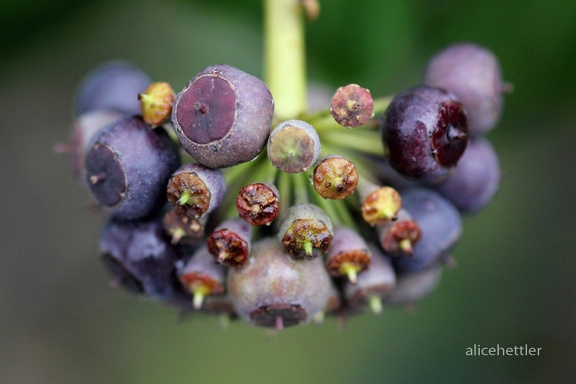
[59,39,507,330]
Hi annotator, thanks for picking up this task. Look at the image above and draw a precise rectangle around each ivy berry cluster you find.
[58,1,508,330]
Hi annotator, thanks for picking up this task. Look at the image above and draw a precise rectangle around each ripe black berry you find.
[85,117,180,220]
[171,64,274,169]
[380,85,469,182]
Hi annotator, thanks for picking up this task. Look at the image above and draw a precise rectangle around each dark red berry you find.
[381,86,469,182]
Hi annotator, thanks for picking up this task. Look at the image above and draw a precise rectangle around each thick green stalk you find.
[264,0,307,119]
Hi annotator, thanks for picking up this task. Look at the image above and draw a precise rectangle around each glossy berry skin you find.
[433,137,501,213]
[100,215,188,305]
[381,86,469,183]
[171,64,274,169]
[424,42,505,135]
[227,238,332,329]
[74,61,151,117]
[85,116,180,220]
[393,188,462,274]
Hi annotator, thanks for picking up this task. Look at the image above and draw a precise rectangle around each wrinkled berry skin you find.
[74,61,151,117]
[171,64,274,169]
[424,42,505,135]
[381,86,469,183]
[100,215,189,306]
[85,117,180,220]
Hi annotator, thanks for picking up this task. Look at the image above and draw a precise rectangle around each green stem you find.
[277,170,293,220]
[320,129,384,156]
[292,171,309,205]
[264,0,307,119]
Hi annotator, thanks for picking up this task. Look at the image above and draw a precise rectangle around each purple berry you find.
[85,117,181,220]
[393,188,462,274]
[227,238,332,329]
[63,109,124,183]
[381,85,469,182]
[75,61,152,116]
[423,42,506,135]
[325,227,371,284]
[343,244,396,314]
[100,215,184,302]
[433,137,501,213]
[171,64,274,169]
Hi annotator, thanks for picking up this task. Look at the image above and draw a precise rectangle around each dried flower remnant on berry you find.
[139,82,174,127]
[330,84,374,128]
[166,163,225,219]
[162,208,206,245]
[377,208,421,256]
[178,245,226,309]
[278,204,333,260]
[343,245,396,314]
[207,217,252,267]
[236,182,279,226]
[325,227,371,284]
[361,186,402,225]
[313,155,358,200]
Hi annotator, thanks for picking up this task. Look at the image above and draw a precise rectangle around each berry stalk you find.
[264,0,307,119]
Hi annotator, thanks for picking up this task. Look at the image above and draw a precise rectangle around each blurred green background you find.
[1,0,575,383]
